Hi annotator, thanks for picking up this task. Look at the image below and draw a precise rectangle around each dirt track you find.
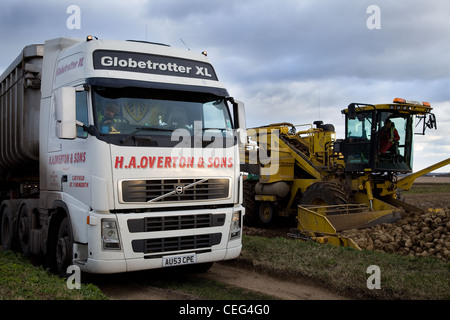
[203,263,349,300]
[100,262,349,300]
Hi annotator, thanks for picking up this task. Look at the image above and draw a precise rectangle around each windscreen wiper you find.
[200,128,234,147]
[201,127,232,132]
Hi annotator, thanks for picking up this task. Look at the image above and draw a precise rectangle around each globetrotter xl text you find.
[93,49,218,80]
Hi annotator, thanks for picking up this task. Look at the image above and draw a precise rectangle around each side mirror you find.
[426,113,437,130]
[416,113,437,135]
[54,87,77,139]
[232,99,247,145]
[231,99,246,130]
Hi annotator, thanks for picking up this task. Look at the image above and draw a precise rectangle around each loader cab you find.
[341,98,436,174]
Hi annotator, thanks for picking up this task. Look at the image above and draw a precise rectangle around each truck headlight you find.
[101,219,121,250]
[229,211,241,241]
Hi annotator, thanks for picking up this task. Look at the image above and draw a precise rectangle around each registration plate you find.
[162,253,197,267]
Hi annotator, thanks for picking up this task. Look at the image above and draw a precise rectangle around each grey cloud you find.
[1,0,448,172]
[143,0,450,87]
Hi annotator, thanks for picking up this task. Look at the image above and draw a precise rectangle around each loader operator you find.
[379,118,400,155]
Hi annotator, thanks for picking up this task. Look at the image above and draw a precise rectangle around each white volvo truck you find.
[0,36,246,274]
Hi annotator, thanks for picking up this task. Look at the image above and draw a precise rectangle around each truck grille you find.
[127,213,226,233]
[131,233,222,254]
[121,178,229,203]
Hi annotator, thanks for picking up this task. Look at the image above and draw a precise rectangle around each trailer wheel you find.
[301,182,350,209]
[258,202,275,225]
[1,204,17,251]
[55,217,73,277]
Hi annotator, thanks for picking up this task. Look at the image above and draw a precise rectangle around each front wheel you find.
[258,202,276,225]
[243,180,258,226]
[55,217,73,277]
[301,182,350,208]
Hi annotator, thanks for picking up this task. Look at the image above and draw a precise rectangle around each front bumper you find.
[78,245,242,274]
[75,205,244,274]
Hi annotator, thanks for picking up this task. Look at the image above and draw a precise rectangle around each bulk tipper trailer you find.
[0,36,246,275]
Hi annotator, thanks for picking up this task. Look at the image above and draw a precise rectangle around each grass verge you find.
[0,249,272,300]
[2,239,448,300]
[237,235,450,300]
[0,250,107,300]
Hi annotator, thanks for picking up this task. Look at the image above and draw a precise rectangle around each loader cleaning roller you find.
[241,98,450,247]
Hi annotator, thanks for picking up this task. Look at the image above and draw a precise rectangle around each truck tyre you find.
[17,204,32,257]
[1,204,17,251]
[55,217,73,277]
[301,182,350,209]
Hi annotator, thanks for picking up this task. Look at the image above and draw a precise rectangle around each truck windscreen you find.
[92,86,235,148]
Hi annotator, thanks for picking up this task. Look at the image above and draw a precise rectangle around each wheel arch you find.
[46,200,73,269]
[48,200,72,239]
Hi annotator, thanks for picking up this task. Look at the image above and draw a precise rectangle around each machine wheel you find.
[258,202,275,225]
[243,180,258,226]
[301,182,350,208]
[17,204,32,257]
[55,217,73,277]
[1,204,17,251]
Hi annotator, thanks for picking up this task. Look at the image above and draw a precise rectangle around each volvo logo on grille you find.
[175,185,184,194]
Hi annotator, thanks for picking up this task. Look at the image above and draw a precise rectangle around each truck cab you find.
[1,36,246,275]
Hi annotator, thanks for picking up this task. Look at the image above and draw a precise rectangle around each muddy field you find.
[102,182,450,300]
[245,191,450,262]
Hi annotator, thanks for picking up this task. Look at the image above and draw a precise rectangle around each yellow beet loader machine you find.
[241,98,450,248]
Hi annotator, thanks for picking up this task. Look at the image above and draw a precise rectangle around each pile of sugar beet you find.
[341,206,449,262]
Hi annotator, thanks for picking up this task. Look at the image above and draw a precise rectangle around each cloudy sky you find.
[1,0,449,172]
